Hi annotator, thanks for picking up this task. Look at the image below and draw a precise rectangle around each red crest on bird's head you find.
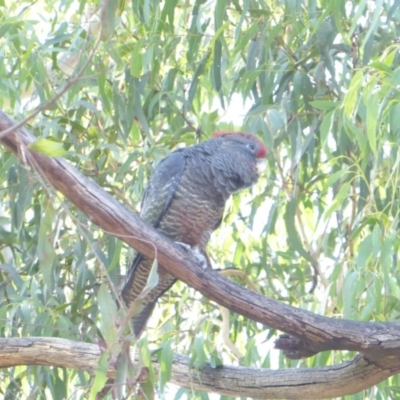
[212,131,267,158]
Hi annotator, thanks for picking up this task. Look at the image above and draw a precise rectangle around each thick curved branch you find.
[0,337,399,400]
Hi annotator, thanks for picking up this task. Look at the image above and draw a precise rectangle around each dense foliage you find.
[1,0,400,398]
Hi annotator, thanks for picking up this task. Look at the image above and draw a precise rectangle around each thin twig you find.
[0,33,102,140]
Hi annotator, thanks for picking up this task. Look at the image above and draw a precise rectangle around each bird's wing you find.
[140,148,187,228]
[126,149,187,272]
[121,149,187,335]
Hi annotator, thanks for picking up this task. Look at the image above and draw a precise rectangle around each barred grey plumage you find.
[121,132,267,337]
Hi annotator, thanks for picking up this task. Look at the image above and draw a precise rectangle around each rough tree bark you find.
[0,337,397,399]
[1,110,400,399]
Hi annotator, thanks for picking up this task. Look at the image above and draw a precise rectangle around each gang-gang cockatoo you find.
[121,132,267,337]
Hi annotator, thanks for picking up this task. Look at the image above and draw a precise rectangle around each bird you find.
[121,131,267,337]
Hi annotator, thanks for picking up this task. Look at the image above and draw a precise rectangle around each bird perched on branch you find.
[121,132,267,337]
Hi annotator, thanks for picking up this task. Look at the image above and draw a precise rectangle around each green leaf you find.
[144,259,159,293]
[266,108,285,134]
[321,169,347,193]
[188,335,207,370]
[320,110,335,149]
[29,138,67,157]
[381,234,394,281]
[365,91,378,156]
[159,339,173,389]
[309,100,338,111]
[233,240,244,265]
[324,182,351,220]
[361,0,383,51]
[107,237,122,272]
[97,284,118,344]
[284,199,315,265]
[343,271,358,319]
[209,350,223,368]
[214,0,225,30]
[130,42,143,78]
[89,352,110,400]
[100,0,120,41]
[371,224,381,259]
[37,202,57,294]
[211,38,222,92]
[188,51,210,105]
[356,234,372,269]
[343,69,364,118]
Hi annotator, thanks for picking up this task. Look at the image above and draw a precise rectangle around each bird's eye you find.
[246,143,256,151]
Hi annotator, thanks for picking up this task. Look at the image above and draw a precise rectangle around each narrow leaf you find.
[29,138,67,157]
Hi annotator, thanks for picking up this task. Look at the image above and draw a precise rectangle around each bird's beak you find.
[256,158,266,174]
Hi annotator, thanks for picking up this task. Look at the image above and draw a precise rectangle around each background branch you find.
[0,337,398,400]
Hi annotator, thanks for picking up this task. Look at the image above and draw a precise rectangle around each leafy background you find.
[1,0,400,398]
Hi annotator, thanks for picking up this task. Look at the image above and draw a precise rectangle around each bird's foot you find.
[175,242,209,270]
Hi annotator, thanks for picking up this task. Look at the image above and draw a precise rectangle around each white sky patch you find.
[219,93,253,126]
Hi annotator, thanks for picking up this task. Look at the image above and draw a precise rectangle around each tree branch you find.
[0,337,399,400]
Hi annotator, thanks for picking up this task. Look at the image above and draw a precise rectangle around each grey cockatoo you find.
[121,132,267,337]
